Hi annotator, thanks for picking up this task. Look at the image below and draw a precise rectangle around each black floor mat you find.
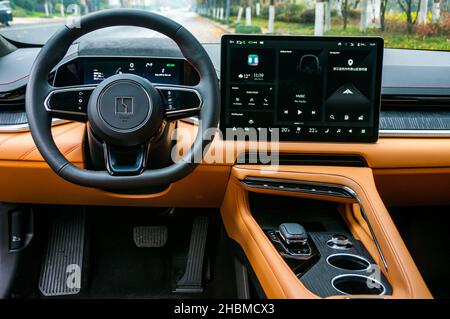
[390,206,450,299]
[86,210,172,298]
[11,206,238,299]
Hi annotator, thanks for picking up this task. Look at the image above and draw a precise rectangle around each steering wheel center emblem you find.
[95,77,152,132]
[115,96,134,115]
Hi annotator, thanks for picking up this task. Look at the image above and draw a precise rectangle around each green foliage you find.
[415,13,450,37]
[12,6,28,16]
[347,9,360,20]
[275,3,307,23]
[63,0,81,6]
[230,5,241,16]
[247,16,449,51]
[10,0,35,11]
[10,0,82,16]
[330,8,338,17]
[298,8,315,24]
[259,4,269,19]
[235,23,262,34]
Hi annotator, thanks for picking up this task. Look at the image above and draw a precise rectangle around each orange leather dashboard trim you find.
[1,119,449,170]
[0,122,233,206]
[374,168,450,206]
[220,165,432,299]
[0,121,449,206]
[0,122,85,163]
[0,160,230,207]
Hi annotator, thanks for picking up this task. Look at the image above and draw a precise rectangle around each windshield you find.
[0,0,448,50]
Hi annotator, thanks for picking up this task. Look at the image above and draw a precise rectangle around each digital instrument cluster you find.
[82,57,182,85]
[53,56,198,87]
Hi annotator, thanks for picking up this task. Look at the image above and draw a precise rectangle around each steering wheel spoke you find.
[156,85,202,120]
[104,142,150,176]
[44,85,96,121]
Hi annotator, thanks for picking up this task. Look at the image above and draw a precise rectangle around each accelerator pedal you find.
[38,210,85,297]
[174,216,209,293]
[133,226,168,248]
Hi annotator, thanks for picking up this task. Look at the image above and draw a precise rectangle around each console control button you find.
[159,88,201,112]
[289,244,312,256]
[46,88,93,115]
[327,234,353,250]
[267,230,280,243]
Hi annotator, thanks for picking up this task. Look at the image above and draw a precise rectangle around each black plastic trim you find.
[229,239,266,299]
[236,153,368,167]
[242,177,355,199]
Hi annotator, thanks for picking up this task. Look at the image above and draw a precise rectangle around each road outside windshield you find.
[0,0,449,50]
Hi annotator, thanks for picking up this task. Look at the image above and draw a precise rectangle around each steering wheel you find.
[25,9,220,191]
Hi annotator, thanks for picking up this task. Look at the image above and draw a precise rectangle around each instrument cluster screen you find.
[221,35,383,142]
[82,57,183,85]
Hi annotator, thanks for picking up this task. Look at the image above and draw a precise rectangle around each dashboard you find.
[1,36,449,137]
[220,35,383,142]
[0,36,450,208]
[53,35,384,144]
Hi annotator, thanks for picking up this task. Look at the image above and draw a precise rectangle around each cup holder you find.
[327,254,371,271]
[332,274,386,295]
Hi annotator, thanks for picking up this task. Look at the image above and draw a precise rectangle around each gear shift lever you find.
[265,223,312,257]
[279,223,308,244]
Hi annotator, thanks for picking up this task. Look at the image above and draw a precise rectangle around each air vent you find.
[0,86,27,126]
[380,94,450,131]
[0,86,25,110]
[381,95,450,109]
[242,177,355,198]
[236,153,367,167]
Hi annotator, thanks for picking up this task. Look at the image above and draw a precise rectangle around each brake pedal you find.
[38,210,86,297]
[175,216,209,293]
[133,226,168,248]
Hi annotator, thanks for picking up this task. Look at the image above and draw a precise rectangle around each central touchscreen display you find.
[220,35,383,142]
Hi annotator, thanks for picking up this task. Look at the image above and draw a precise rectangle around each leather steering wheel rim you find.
[25,9,220,191]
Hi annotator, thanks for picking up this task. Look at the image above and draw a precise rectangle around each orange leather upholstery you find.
[0,121,450,206]
[220,165,432,299]
[0,160,230,207]
[0,122,84,163]
[0,122,231,206]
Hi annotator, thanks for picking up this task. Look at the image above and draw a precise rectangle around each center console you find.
[220,165,431,299]
[219,35,431,299]
[251,193,391,297]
